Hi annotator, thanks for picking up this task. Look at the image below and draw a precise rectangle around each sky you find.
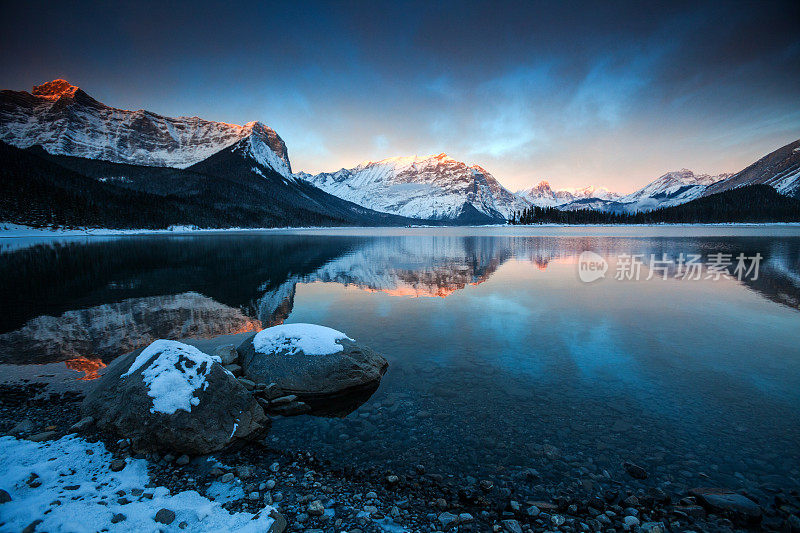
[2,1,799,194]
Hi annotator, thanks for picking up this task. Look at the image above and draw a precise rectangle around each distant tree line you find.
[510,185,800,224]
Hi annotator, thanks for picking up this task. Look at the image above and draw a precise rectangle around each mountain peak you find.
[32,79,80,99]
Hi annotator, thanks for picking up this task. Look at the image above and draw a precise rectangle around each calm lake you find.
[1,226,799,497]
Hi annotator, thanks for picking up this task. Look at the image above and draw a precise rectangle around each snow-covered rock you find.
[252,323,352,356]
[0,79,292,176]
[238,324,388,401]
[300,153,528,221]
[82,340,268,454]
[0,434,276,532]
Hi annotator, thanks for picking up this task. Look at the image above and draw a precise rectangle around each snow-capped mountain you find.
[300,153,529,222]
[0,79,430,228]
[515,181,620,207]
[612,169,731,212]
[524,169,732,213]
[704,138,800,199]
[0,79,292,176]
[515,181,576,207]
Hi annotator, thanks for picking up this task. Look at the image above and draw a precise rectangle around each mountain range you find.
[298,153,529,223]
[0,79,798,228]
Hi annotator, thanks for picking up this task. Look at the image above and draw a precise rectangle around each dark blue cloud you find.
[2,0,798,191]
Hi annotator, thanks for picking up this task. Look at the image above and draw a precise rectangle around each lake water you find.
[1,226,799,498]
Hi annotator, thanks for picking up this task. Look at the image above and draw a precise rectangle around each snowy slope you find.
[300,153,529,221]
[705,139,800,198]
[535,169,730,213]
[515,181,620,207]
[0,79,291,176]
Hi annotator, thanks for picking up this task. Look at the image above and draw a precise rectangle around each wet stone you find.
[154,508,176,525]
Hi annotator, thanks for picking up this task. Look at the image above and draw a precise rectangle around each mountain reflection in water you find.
[1,233,798,369]
[1,229,799,491]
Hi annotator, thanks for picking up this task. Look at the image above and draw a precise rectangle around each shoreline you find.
[3,221,800,240]
[0,381,792,533]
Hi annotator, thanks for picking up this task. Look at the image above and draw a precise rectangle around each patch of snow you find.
[122,340,219,415]
[253,323,352,356]
[0,434,274,532]
[206,481,246,505]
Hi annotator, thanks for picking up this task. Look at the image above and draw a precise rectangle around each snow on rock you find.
[253,323,353,356]
[240,325,388,401]
[83,339,268,454]
[122,340,218,415]
[0,80,291,175]
[0,435,274,532]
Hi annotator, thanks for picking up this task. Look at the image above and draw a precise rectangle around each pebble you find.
[154,508,176,525]
[624,515,641,529]
[501,519,523,533]
[270,395,298,406]
[623,461,648,479]
[27,431,57,442]
[68,416,94,433]
[110,459,126,472]
[223,364,242,375]
[110,513,126,524]
[307,500,325,516]
[176,454,190,466]
[438,511,459,529]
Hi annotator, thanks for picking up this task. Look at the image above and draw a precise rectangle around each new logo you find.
[578,251,608,283]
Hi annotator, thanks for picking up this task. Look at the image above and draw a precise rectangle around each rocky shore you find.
[2,385,799,533]
[1,327,799,532]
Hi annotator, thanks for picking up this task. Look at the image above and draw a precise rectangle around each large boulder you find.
[238,324,388,407]
[83,340,268,454]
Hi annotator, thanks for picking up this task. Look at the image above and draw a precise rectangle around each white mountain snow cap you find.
[122,339,219,415]
[240,121,292,177]
[0,79,292,174]
[253,323,353,356]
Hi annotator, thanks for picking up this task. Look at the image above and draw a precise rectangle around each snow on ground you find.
[253,324,352,355]
[122,340,220,415]
[0,435,274,532]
